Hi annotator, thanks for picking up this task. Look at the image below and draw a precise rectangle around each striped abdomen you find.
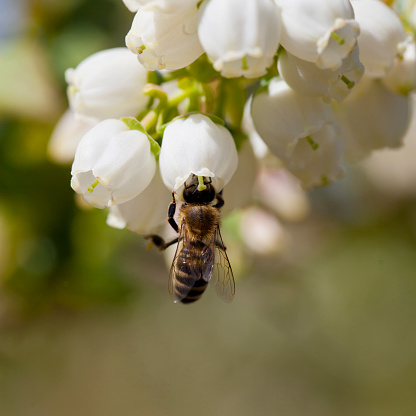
[175,240,210,304]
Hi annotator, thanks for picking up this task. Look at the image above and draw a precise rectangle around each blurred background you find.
[1,0,416,415]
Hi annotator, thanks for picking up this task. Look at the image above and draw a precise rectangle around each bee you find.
[146,174,235,304]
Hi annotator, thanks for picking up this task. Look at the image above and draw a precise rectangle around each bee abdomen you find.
[180,278,208,304]
[175,243,208,304]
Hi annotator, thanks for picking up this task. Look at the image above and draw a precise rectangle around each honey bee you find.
[146,174,235,304]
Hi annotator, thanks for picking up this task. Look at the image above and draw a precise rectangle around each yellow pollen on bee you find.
[197,176,207,191]
[87,179,100,193]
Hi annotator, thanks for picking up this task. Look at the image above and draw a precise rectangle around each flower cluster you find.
[49,0,416,252]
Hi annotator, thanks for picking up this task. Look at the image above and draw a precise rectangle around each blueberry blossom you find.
[278,45,364,102]
[251,78,345,187]
[197,0,281,78]
[125,0,203,70]
[333,76,411,161]
[71,118,158,208]
[277,0,359,70]
[351,0,407,78]
[158,113,238,198]
[65,48,149,121]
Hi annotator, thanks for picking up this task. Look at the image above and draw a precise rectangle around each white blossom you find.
[351,0,407,77]
[125,1,203,71]
[71,119,156,208]
[382,36,416,95]
[197,0,281,78]
[65,48,149,121]
[159,113,238,197]
[333,77,411,161]
[278,45,364,102]
[107,170,171,234]
[277,0,359,70]
[251,78,345,187]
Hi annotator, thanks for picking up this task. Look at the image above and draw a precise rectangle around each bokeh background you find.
[1,0,416,415]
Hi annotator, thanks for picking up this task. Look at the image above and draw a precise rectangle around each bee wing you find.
[168,223,198,303]
[209,227,235,303]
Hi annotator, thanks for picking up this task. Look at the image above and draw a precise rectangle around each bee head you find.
[183,174,216,204]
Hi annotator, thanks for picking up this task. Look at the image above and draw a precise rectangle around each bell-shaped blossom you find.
[251,78,345,187]
[197,0,281,78]
[277,0,359,70]
[278,45,364,102]
[107,170,171,234]
[382,37,416,95]
[351,0,407,78]
[65,48,149,121]
[48,109,97,165]
[71,118,156,208]
[125,1,203,71]
[333,77,411,161]
[159,113,238,196]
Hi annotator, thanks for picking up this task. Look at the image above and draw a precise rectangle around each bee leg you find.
[168,192,179,233]
[144,235,179,251]
[213,191,224,209]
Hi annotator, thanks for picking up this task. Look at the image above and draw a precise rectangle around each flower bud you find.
[198,0,281,78]
[125,2,203,70]
[351,0,407,78]
[159,113,238,196]
[71,119,156,208]
[277,0,359,70]
[65,48,149,121]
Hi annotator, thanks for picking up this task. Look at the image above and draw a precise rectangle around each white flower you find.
[107,170,171,234]
[351,0,407,78]
[71,118,156,208]
[197,0,281,78]
[65,48,149,121]
[382,36,416,95]
[159,113,238,196]
[251,78,345,187]
[125,1,203,71]
[333,77,411,161]
[48,109,97,165]
[278,45,364,102]
[277,0,359,70]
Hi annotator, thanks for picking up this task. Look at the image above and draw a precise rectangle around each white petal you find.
[277,0,359,70]
[159,114,238,196]
[126,4,203,70]
[198,0,281,78]
[351,0,407,77]
[65,48,149,120]
[333,77,411,161]
[106,169,171,234]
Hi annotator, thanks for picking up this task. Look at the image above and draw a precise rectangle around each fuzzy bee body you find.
[146,175,235,304]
